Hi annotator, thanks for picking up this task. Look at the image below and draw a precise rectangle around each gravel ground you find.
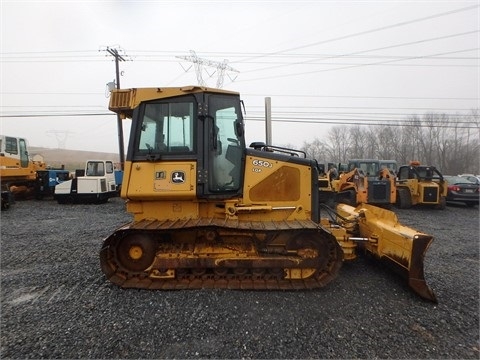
[1,197,478,359]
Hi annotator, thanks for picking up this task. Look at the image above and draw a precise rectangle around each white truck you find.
[54,160,120,204]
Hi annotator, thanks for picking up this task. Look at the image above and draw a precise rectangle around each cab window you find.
[5,137,18,154]
[106,161,114,174]
[137,101,194,153]
[86,161,105,176]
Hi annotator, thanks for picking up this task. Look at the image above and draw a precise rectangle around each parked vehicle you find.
[458,174,480,185]
[0,135,47,209]
[395,161,447,209]
[444,175,479,207]
[35,168,70,199]
[380,160,398,175]
[318,160,396,207]
[98,85,438,302]
[54,160,121,204]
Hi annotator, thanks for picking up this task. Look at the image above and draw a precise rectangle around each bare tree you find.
[301,138,326,161]
[398,116,423,164]
[298,111,479,175]
[374,126,397,160]
[325,126,350,162]
[347,126,365,159]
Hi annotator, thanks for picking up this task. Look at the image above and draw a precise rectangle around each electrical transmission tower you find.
[46,130,72,149]
[176,50,239,88]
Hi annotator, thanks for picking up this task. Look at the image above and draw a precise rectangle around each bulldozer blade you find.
[380,233,437,303]
[407,234,437,302]
[335,203,437,302]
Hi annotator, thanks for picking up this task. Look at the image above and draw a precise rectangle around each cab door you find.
[202,93,245,197]
[18,138,29,167]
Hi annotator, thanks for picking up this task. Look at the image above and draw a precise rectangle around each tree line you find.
[295,111,480,176]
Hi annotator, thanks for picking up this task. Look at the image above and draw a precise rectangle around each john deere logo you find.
[172,171,185,184]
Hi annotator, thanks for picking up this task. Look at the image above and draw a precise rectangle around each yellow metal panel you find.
[241,155,313,221]
[109,87,239,118]
[0,156,42,181]
[128,200,200,221]
[249,166,300,201]
[123,161,196,200]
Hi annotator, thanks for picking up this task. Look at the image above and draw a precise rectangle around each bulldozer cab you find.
[125,88,245,198]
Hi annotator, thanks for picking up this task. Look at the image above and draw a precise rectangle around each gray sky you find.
[1,0,479,154]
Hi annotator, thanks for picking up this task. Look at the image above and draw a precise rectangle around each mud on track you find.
[1,198,479,359]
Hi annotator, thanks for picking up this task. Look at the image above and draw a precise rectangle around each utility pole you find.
[105,46,127,170]
[265,97,272,145]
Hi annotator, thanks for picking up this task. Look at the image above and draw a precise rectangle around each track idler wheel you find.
[116,234,157,273]
[286,231,343,285]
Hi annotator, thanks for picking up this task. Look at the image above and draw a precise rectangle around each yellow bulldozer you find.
[99,86,436,302]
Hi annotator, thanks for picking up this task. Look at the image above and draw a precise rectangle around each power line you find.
[235,47,480,83]
[239,31,479,75]
[0,113,113,118]
[2,111,478,127]
[244,116,479,129]
[241,93,480,100]
[1,91,477,101]
[2,47,478,63]
[125,49,479,61]
[2,104,477,116]
[246,105,478,111]
[234,4,480,63]
[0,92,105,95]
[1,44,477,76]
